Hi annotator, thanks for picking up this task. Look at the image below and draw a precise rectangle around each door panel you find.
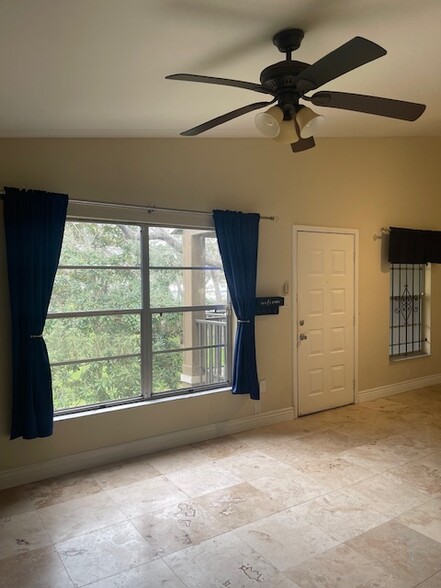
[297,231,355,415]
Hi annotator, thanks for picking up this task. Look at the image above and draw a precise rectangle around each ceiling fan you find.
[166,29,426,152]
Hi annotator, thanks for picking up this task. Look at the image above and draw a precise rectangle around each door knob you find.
[299,333,308,340]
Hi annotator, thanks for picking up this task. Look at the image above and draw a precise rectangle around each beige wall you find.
[1,137,440,471]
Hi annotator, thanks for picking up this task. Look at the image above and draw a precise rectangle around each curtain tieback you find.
[30,334,43,339]
[237,319,251,324]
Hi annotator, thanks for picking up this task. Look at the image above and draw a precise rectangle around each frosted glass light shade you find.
[273,119,299,144]
[254,106,283,138]
[296,107,325,138]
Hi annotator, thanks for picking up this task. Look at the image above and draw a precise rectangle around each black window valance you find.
[388,227,441,264]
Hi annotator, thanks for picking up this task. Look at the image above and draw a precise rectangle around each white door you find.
[296,229,356,415]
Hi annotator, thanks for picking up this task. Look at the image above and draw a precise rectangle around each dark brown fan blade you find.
[180,100,275,136]
[291,137,315,153]
[166,74,270,95]
[310,91,426,121]
[295,37,386,93]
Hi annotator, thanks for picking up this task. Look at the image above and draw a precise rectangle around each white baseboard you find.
[358,373,441,403]
[0,407,294,490]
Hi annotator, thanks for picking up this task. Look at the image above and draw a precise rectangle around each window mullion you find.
[141,225,153,399]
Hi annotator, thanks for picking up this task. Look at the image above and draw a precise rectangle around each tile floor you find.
[1,386,441,587]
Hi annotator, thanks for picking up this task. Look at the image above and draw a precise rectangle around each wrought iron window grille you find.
[390,263,426,357]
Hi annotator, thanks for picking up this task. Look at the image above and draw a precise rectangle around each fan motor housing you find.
[260,61,310,95]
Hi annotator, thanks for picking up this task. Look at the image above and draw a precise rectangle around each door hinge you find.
[353,379,356,391]
[353,314,355,326]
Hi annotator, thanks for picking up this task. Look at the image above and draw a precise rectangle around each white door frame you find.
[292,225,359,417]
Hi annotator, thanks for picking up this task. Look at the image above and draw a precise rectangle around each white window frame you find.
[46,202,232,414]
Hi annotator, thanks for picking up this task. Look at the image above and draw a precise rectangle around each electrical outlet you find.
[254,401,261,415]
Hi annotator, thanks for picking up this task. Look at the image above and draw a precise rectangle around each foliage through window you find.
[45,220,231,413]
[389,263,430,358]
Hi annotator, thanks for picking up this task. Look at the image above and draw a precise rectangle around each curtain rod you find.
[0,191,277,221]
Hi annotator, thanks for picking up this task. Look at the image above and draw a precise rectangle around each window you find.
[45,219,232,413]
[389,263,430,358]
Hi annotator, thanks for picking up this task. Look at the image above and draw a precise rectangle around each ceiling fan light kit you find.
[166,28,426,153]
[254,105,324,142]
[274,119,299,144]
[296,107,325,139]
[254,105,283,138]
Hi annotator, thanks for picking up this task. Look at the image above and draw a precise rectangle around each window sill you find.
[389,352,431,362]
[54,386,232,422]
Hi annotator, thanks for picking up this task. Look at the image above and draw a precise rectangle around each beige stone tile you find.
[195,482,282,530]
[1,387,439,588]
[216,449,296,481]
[91,456,161,490]
[107,475,189,518]
[388,453,441,495]
[164,531,279,587]
[25,470,103,509]
[164,462,242,498]
[235,508,339,571]
[259,442,323,468]
[400,409,441,426]
[233,427,302,453]
[334,419,405,444]
[363,397,412,414]
[339,439,410,473]
[417,571,441,587]
[234,419,325,451]
[286,489,389,542]
[426,450,441,466]
[146,445,212,474]
[248,470,332,508]
[0,485,35,517]
[56,520,155,586]
[193,435,251,459]
[391,388,441,404]
[295,429,357,454]
[397,400,441,420]
[285,543,406,588]
[0,510,51,560]
[38,491,126,543]
[397,497,441,543]
[342,471,432,517]
[301,404,373,427]
[427,384,441,394]
[85,558,186,587]
[293,455,374,490]
[316,403,399,433]
[268,573,302,588]
[347,520,441,586]
[0,546,73,588]
[380,431,440,461]
[272,417,328,437]
[131,499,229,557]
[408,423,441,447]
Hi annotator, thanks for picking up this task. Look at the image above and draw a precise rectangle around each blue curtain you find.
[3,187,68,439]
[213,209,260,399]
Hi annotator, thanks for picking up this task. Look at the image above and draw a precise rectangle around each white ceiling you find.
[0,0,440,138]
